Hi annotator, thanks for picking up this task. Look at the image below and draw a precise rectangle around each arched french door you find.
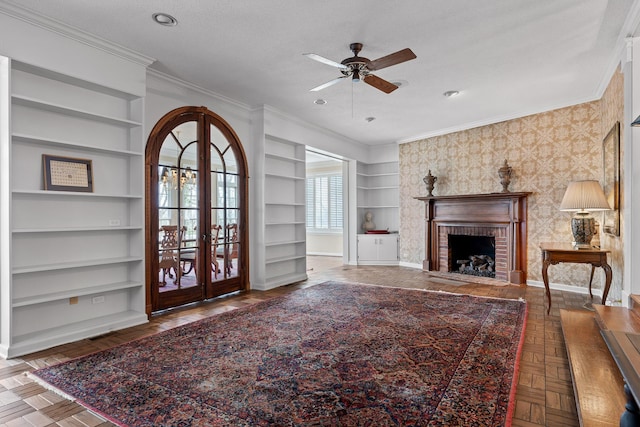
[145,106,249,313]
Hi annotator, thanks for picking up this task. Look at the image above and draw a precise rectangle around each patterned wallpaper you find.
[399,70,624,301]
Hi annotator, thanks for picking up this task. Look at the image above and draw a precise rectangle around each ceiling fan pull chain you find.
[351,80,354,119]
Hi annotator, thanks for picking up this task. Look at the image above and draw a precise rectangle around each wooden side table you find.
[540,242,612,315]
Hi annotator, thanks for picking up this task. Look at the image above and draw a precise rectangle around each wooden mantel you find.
[415,192,531,284]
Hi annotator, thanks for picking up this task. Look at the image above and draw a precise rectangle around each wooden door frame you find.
[144,106,250,316]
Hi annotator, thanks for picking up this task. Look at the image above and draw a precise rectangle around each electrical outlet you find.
[108,219,121,226]
[69,296,78,305]
[92,295,105,304]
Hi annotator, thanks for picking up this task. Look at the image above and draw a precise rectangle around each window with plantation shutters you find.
[306,174,343,231]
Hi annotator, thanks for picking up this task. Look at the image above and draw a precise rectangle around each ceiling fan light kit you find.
[305,42,416,94]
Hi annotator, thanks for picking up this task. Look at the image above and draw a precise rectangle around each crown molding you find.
[146,68,251,112]
[0,1,155,67]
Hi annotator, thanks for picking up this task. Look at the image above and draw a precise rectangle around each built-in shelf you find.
[265,240,306,247]
[265,202,305,206]
[13,226,142,233]
[12,190,142,199]
[13,281,142,307]
[12,133,142,156]
[266,255,306,264]
[265,152,305,163]
[262,136,307,289]
[2,44,147,359]
[12,256,143,275]
[265,172,305,181]
[357,186,398,190]
[11,95,142,127]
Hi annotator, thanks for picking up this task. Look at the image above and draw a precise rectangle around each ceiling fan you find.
[304,43,416,94]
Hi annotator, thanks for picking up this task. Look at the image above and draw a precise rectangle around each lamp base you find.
[571,213,596,249]
[572,242,593,250]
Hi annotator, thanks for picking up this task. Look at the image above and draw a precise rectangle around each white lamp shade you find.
[559,180,611,212]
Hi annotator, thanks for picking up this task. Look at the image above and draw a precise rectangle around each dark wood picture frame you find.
[602,121,620,236]
[43,154,94,192]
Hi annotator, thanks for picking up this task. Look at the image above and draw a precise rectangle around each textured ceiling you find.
[4,0,640,145]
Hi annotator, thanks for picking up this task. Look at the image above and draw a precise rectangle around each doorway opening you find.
[305,149,346,274]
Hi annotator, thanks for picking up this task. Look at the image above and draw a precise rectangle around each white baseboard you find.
[526,279,602,297]
[399,261,422,269]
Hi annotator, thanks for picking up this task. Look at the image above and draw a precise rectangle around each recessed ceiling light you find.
[314,99,327,105]
[365,117,376,123]
[443,90,460,97]
[152,13,178,26]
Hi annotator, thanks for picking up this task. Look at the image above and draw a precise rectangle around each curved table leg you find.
[601,262,612,306]
[542,259,551,315]
[588,264,595,300]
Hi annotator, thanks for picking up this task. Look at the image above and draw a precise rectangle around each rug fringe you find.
[27,372,78,402]
[27,372,125,426]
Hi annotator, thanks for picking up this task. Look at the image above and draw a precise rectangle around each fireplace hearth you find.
[415,192,530,284]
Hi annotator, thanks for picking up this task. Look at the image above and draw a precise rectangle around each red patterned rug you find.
[32,281,527,426]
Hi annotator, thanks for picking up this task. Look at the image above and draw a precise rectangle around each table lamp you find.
[559,180,610,249]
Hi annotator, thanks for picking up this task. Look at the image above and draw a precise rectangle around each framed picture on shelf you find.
[43,154,94,192]
[602,121,620,236]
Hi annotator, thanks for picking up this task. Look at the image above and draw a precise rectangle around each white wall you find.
[307,233,343,256]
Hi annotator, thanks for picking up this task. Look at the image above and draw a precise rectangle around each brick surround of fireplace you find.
[415,192,531,284]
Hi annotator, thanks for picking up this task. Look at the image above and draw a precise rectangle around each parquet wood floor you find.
[0,257,592,426]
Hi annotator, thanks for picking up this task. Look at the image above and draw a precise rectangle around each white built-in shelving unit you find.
[1,59,147,358]
[263,136,307,288]
[356,161,400,264]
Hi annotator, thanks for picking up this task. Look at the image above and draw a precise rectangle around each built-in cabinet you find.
[356,161,399,264]
[263,136,307,288]
[1,59,147,358]
[357,234,399,265]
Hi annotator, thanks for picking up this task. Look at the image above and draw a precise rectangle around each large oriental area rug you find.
[33,282,527,426]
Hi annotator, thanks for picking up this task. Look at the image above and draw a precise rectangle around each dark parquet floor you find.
[0,256,591,426]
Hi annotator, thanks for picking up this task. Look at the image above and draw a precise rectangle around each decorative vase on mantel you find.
[498,160,513,193]
[423,170,437,197]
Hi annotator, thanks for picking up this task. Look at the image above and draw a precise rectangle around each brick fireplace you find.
[415,192,531,284]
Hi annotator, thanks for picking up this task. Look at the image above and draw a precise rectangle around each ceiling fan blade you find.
[363,74,398,94]
[368,48,416,71]
[303,53,348,70]
[310,75,348,92]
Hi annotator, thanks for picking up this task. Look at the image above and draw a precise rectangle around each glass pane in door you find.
[177,141,199,290]
[210,125,239,280]
[156,121,200,293]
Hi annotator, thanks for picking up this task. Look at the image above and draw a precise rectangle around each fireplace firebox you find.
[449,235,496,278]
[415,192,531,284]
